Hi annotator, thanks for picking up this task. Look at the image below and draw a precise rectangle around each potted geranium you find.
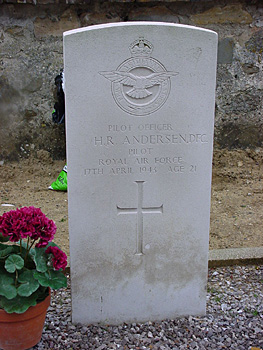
[0,206,67,350]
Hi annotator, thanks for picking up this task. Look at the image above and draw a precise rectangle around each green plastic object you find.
[49,165,67,191]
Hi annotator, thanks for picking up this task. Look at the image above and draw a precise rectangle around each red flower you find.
[0,209,23,242]
[45,246,67,270]
[0,206,56,244]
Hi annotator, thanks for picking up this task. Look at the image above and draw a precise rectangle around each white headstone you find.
[64,22,218,325]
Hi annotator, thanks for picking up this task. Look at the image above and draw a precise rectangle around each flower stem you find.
[24,237,30,263]
[28,239,36,252]
[24,239,36,263]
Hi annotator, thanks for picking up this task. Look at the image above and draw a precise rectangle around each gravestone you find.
[64,22,218,324]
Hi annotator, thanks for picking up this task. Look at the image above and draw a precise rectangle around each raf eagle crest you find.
[99,38,178,116]
[100,71,178,99]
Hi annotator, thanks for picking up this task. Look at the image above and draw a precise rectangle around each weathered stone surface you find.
[23,77,43,93]
[129,6,179,22]
[108,0,135,2]
[34,9,80,38]
[0,2,47,18]
[136,0,190,2]
[217,38,234,64]
[24,109,37,119]
[242,63,260,74]
[0,77,21,132]
[80,12,121,26]
[191,5,253,25]
[1,0,195,2]
[5,25,25,36]
[0,6,66,160]
[219,89,260,115]
[35,0,54,4]
[245,29,263,53]
[215,123,263,149]
[216,66,233,90]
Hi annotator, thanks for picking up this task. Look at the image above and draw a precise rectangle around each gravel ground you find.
[33,264,263,350]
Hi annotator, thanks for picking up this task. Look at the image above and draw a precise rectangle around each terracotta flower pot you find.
[0,289,51,350]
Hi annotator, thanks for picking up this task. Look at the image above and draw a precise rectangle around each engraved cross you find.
[117,181,163,255]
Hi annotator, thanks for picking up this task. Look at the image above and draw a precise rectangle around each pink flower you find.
[0,206,56,244]
[45,246,67,270]
[0,209,23,242]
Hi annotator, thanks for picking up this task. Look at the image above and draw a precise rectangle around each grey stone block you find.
[217,38,234,64]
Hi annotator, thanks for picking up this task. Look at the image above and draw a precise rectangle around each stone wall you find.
[0,0,262,160]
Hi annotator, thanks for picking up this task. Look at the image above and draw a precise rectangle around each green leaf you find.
[0,233,9,243]
[47,242,62,249]
[34,270,67,289]
[33,247,48,273]
[0,243,21,254]
[0,273,17,299]
[0,291,40,314]
[0,247,13,257]
[17,270,40,297]
[28,245,36,258]
[5,254,24,273]
[0,245,16,258]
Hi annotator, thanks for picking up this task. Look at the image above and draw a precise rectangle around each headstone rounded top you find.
[63,21,218,38]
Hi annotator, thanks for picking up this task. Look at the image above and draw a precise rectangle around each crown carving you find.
[129,38,153,57]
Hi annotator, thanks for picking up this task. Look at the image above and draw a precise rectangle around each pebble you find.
[34,265,263,349]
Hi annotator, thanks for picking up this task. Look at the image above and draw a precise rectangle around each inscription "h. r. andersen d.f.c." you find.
[94,133,208,147]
